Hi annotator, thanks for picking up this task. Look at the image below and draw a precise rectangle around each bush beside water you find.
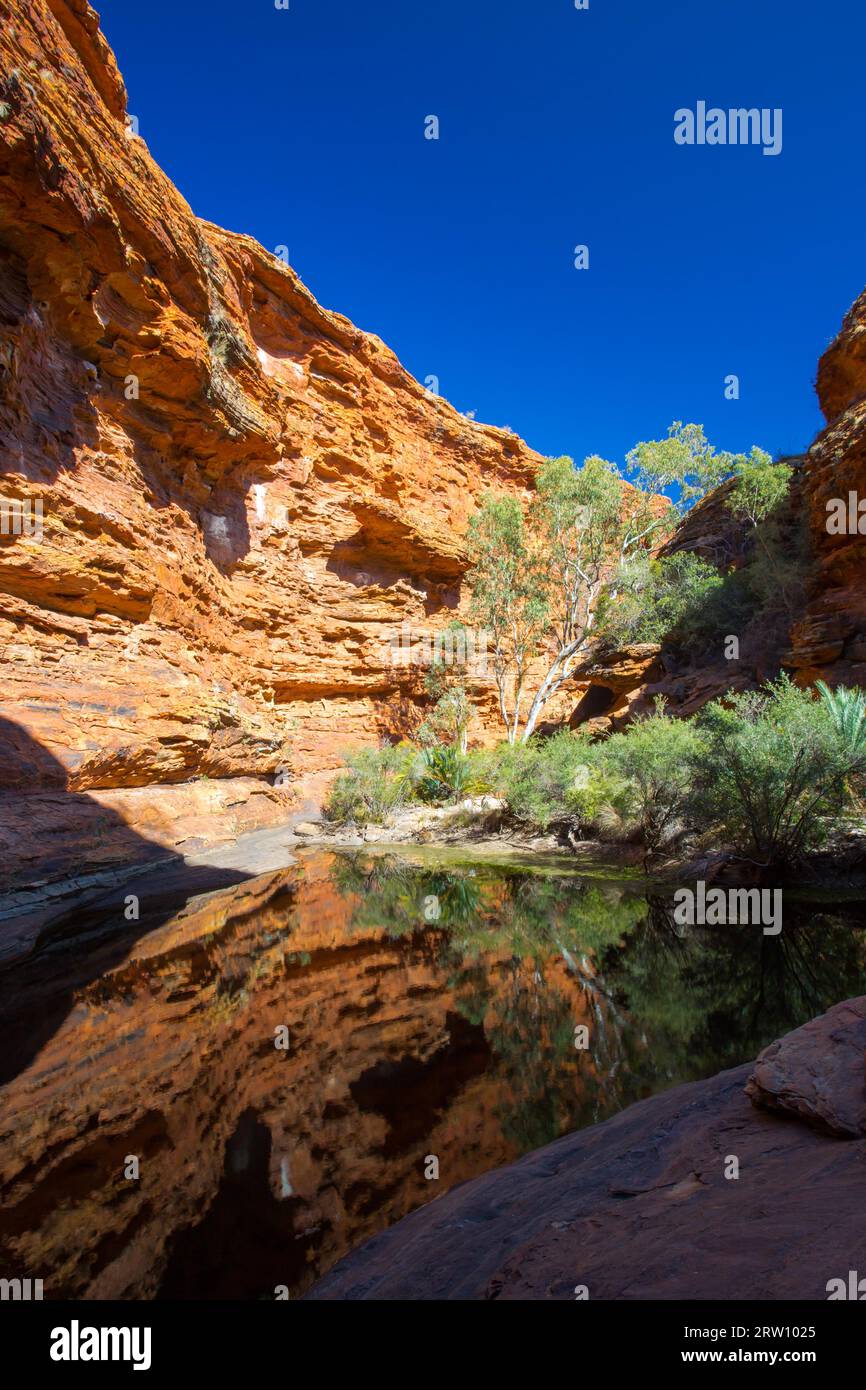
[325,678,866,872]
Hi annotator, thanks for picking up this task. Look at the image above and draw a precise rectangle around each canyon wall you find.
[0,0,548,886]
[575,295,866,726]
[787,288,866,684]
[2,1,866,894]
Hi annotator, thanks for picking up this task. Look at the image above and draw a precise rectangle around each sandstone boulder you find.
[746,996,866,1137]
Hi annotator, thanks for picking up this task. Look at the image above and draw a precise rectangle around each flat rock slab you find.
[308,998,866,1301]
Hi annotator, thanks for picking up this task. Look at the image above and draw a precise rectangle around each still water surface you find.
[1,847,864,1299]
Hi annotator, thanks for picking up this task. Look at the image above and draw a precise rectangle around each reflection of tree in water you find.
[327,853,866,1153]
[329,853,650,1147]
[328,853,485,934]
[443,874,652,1146]
[601,896,866,1085]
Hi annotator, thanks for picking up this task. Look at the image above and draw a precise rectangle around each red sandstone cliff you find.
[3,1,866,895]
[0,0,548,884]
[786,288,866,684]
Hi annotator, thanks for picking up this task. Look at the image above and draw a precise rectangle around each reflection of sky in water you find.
[279,1156,293,1198]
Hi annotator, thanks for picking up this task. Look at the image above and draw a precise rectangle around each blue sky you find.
[98,0,866,467]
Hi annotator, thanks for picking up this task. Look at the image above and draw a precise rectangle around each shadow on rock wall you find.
[0,718,254,1086]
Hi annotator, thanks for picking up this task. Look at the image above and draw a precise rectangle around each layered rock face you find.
[787,289,866,684]
[0,0,544,884]
[3,2,865,896]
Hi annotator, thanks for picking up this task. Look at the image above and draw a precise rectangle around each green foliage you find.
[740,516,808,629]
[466,493,548,743]
[599,703,706,858]
[726,452,802,627]
[417,744,473,802]
[325,744,418,824]
[595,550,726,649]
[468,454,658,743]
[480,731,626,834]
[466,426,776,743]
[465,494,546,644]
[515,455,631,740]
[816,681,866,757]
[481,731,603,830]
[417,643,471,751]
[532,454,624,570]
[693,676,861,865]
[597,451,798,658]
[482,708,706,858]
[626,421,738,511]
[727,448,791,527]
[326,674,865,866]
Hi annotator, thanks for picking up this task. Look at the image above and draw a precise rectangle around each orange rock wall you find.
[4,1,866,891]
[0,0,542,838]
[788,288,866,684]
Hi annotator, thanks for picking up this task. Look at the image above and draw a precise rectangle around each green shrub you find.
[417,644,472,752]
[816,681,866,757]
[598,703,706,858]
[482,731,606,831]
[325,744,418,824]
[595,551,727,650]
[692,677,860,865]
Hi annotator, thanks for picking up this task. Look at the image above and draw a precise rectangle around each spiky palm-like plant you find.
[417,744,472,803]
[816,681,866,755]
[817,680,866,816]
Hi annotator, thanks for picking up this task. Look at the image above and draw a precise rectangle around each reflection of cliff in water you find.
[0,716,256,1085]
[1,848,864,1301]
